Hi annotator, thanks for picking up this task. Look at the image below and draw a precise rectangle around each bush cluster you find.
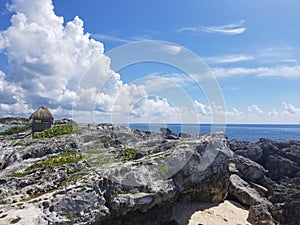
[121,148,138,161]
[34,124,75,138]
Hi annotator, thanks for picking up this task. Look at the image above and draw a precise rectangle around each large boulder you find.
[264,154,298,180]
[229,174,267,206]
[230,155,266,181]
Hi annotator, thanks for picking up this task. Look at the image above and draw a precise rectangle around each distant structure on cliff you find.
[29,106,54,137]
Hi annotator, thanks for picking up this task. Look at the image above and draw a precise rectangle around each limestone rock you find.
[229,174,267,206]
[231,155,266,181]
[248,203,277,225]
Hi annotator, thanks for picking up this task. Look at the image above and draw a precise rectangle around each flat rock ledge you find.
[0,124,299,225]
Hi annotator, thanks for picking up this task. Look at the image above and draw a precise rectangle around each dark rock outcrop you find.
[230,138,300,225]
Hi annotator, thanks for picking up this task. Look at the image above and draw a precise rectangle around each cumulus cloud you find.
[248,104,263,115]
[283,102,300,115]
[268,108,279,116]
[0,0,107,114]
[194,100,211,117]
[0,0,180,121]
[194,100,242,119]
[226,108,243,117]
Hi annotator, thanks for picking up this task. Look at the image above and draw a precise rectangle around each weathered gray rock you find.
[1,124,300,225]
[229,174,267,206]
[248,203,277,225]
[231,155,266,181]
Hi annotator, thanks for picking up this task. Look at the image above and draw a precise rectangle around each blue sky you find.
[0,0,300,124]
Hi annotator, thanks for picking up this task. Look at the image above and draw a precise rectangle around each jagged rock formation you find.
[0,124,299,225]
[229,138,300,225]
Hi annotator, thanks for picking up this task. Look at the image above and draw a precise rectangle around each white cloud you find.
[1,0,106,112]
[0,0,185,122]
[194,100,211,117]
[248,104,263,115]
[204,54,254,64]
[136,73,195,92]
[163,44,182,55]
[212,65,300,78]
[130,97,178,119]
[178,20,247,35]
[283,102,300,115]
[268,108,279,116]
[92,33,131,43]
[203,20,246,35]
[176,27,198,33]
[0,71,33,116]
[226,108,243,117]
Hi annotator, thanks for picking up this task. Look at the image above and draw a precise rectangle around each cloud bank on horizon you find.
[0,0,300,124]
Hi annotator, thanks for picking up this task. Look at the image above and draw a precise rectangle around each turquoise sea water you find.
[129,124,300,142]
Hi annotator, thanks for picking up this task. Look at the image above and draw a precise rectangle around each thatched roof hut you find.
[30,106,54,136]
[30,106,54,123]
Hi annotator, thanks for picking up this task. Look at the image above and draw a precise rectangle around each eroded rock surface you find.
[0,125,299,225]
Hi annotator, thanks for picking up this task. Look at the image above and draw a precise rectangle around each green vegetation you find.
[10,217,21,224]
[12,170,31,178]
[66,213,77,221]
[28,199,39,204]
[95,158,110,166]
[0,123,31,135]
[158,164,169,177]
[12,151,83,178]
[100,136,111,143]
[28,151,83,169]
[34,124,75,138]
[154,155,171,161]
[121,148,138,161]
[16,202,23,207]
[112,188,139,198]
[85,148,106,155]
[13,140,24,146]
[60,173,81,187]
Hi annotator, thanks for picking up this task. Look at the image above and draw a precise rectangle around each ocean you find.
[129,124,300,143]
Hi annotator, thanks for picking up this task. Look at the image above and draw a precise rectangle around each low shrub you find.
[121,148,138,161]
[34,124,75,138]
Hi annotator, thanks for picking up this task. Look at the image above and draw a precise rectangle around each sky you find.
[0,0,300,124]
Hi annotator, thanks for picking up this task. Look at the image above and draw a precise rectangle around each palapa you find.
[30,106,54,136]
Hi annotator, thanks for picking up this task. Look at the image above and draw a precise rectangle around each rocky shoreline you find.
[0,124,299,225]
